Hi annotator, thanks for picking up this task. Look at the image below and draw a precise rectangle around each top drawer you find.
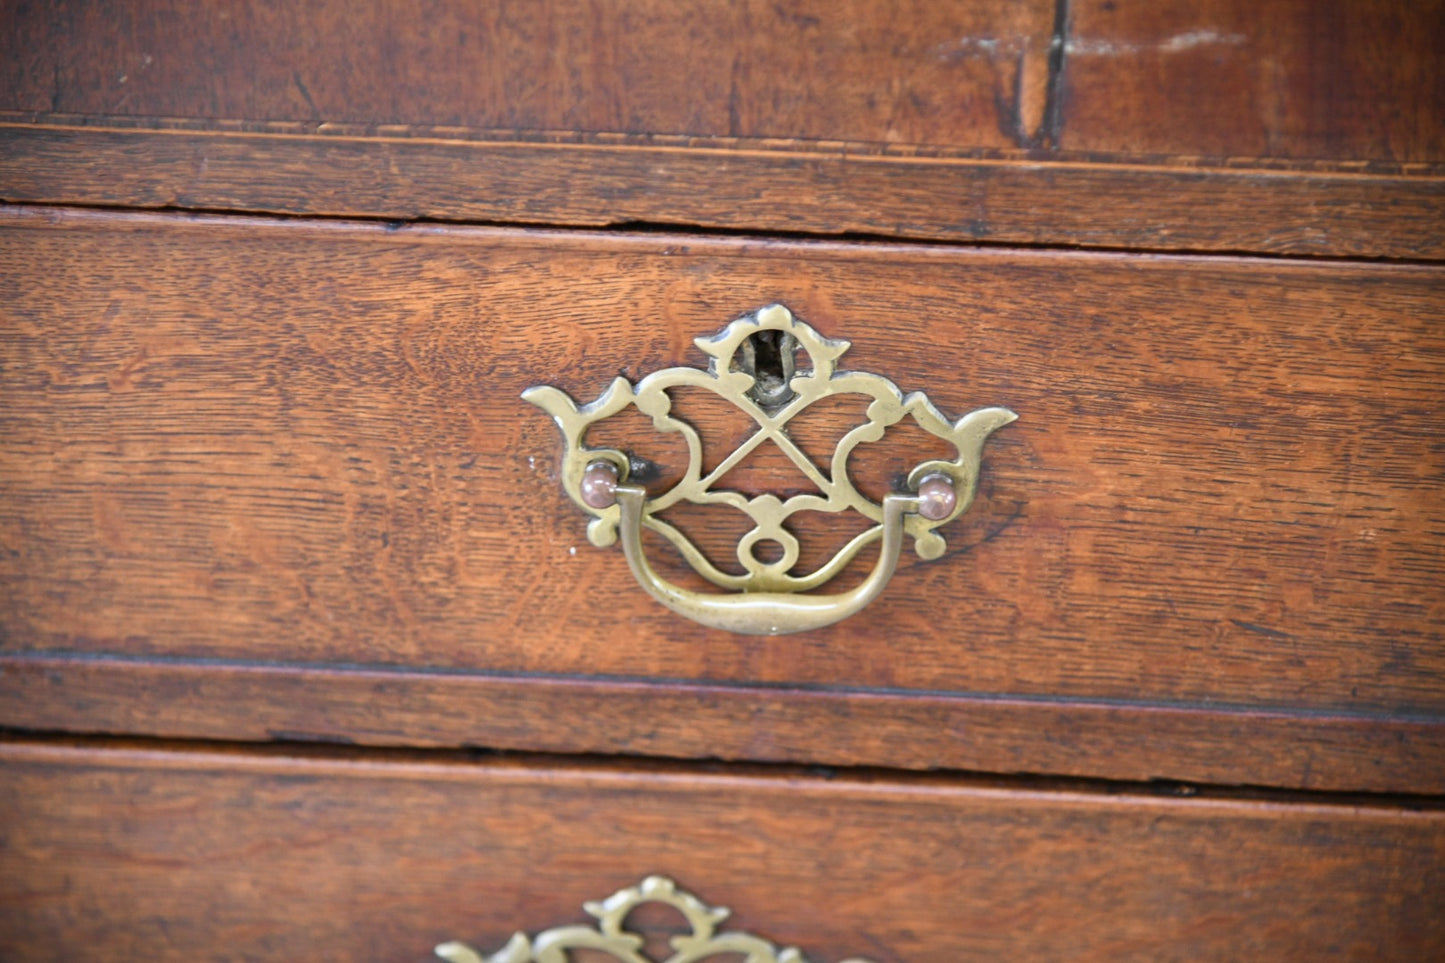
[3,0,1443,258]
[1,206,1442,792]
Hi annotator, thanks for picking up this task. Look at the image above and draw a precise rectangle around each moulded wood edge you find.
[2,122,1442,259]
[2,653,1442,796]
[4,737,1445,819]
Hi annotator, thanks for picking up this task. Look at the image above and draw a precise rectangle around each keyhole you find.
[734,329,799,412]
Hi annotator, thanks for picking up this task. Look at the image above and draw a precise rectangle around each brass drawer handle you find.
[436,875,875,963]
[525,304,1014,635]
[613,481,917,635]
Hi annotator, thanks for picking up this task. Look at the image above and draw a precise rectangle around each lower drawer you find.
[1,740,1439,961]
[4,206,1445,794]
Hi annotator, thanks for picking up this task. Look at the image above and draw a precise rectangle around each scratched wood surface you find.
[1063,0,1445,162]
[1,0,1057,148]
[2,740,1442,962]
[3,0,1438,161]
[1,206,1442,790]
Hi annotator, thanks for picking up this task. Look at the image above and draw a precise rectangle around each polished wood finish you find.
[3,740,1442,961]
[2,206,1442,791]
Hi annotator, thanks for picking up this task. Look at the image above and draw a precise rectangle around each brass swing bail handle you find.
[582,464,961,636]
[617,484,915,636]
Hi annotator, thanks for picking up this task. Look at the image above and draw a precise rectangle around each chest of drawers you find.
[2,2,1443,959]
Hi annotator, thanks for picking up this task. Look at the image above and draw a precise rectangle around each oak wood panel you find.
[2,205,1442,701]
[3,121,1442,260]
[4,653,1443,794]
[3,0,1439,164]
[0,0,1057,150]
[1064,0,1445,162]
[2,740,1442,961]
[2,207,1443,791]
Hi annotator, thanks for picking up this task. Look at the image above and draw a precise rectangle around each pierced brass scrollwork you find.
[524,304,1015,635]
[435,875,874,963]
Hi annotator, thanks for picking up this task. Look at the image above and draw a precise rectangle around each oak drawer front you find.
[1,206,1443,791]
[2,740,1441,962]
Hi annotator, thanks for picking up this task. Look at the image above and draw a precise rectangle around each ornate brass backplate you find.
[435,875,874,963]
[524,304,1014,634]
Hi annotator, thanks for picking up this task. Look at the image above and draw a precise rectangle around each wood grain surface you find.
[3,0,1439,161]
[2,0,1441,258]
[3,121,1442,260]
[0,0,1057,149]
[1063,0,1445,162]
[5,2,1440,949]
[1,206,1442,789]
[4,652,1442,795]
[2,740,1442,962]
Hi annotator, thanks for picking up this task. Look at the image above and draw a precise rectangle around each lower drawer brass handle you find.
[615,481,917,635]
[525,304,1014,635]
[436,875,874,963]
